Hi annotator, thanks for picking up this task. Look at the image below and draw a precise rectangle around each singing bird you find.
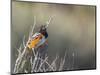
[27,25,48,49]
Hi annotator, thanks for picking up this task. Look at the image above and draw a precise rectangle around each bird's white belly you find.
[36,36,46,48]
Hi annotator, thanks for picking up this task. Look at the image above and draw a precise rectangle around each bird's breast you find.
[27,34,44,49]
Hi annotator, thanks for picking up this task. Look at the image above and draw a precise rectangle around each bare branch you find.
[23,35,26,48]
[29,16,36,38]
[45,16,53,28]
[38,57,48,71]
[59,51,66,71]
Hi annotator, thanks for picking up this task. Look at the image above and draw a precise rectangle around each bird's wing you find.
[36,35,46,48]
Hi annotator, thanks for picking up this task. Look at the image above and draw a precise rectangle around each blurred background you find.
[11,0,96,72]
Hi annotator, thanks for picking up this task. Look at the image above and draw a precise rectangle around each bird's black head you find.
[39,25,46,32]
[39,25,48,38]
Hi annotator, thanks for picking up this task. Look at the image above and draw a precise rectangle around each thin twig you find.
[38,57,48,72]
[45,16,53,28]
[23,35,26,48]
